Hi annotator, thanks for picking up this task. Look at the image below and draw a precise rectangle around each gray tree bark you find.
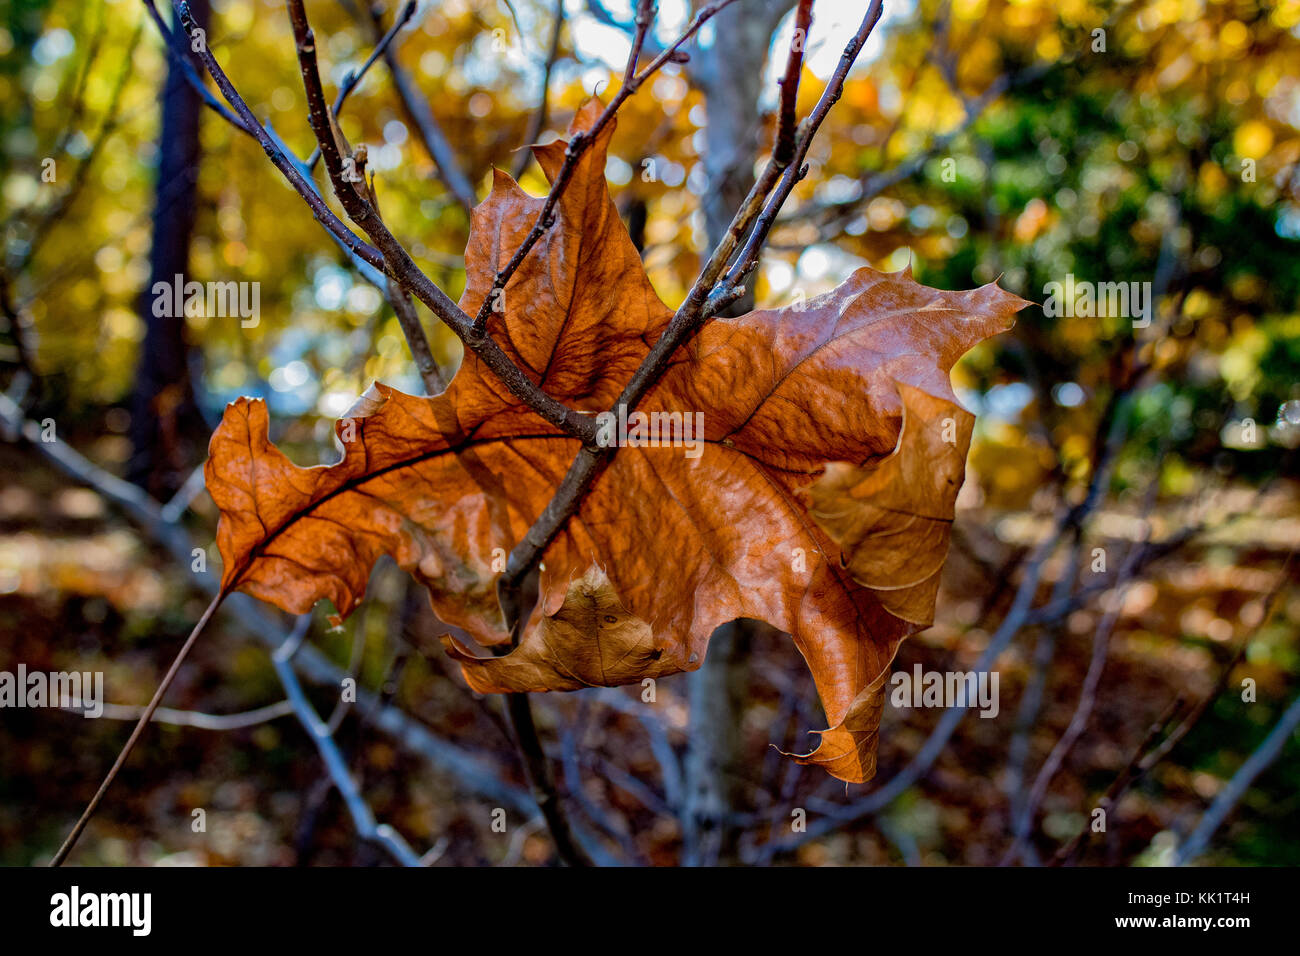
[682,0,795,866]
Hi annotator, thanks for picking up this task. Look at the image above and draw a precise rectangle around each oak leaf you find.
[205,101,1026,783]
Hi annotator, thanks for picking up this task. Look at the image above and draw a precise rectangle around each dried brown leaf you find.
[205,101,1026,782]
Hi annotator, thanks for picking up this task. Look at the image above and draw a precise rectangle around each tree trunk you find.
[682,0,795,866]
[696,0,795,307]
[128,0,210,498]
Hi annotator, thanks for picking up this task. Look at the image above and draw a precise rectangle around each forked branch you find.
[468,0,735,337]
[174,0,596,443]
[498,0,887,606]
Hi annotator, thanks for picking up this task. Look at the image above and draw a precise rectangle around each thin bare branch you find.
[360,1,478,214]
[510,0,567,181]
[1173,685,1300,865]
[62,698,295,730]
[0,394,533,855]
[385,275,446,394]
[712,0,885,306]
[176,0,595,443]
[282,0,604,866]
[469,0,726,337]
[1003,527,1081,818]
[1054,547,1296,865]
[272,629,433,866]
[773,0,814,167]
[139,0,252,132]
[497,0,886,605]
[50,592,223,866]
[582,0,667,56]
[175,2,386,267]
[20,23,143,270]
[1002,484,1160,865]
[503,692,598,866]
[305,0,418,172]
[482,12,887,865]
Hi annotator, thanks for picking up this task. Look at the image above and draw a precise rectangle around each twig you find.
[274,0,597,440]
[326,596,371,733]
[773,0,814,167]
[385,257,446,394]
[711,0,886,306]
[469,0,724,337]
[560,707,643,860]
[360,0,477,215]
[171,0,594,441]
[159,461,208,524]
[582,0,667,57]
[1172,686,1300,865]
[487,24,886,866]
[271,629,429,866]
[62,698,295,730]
[498,0,886,615]
[20,23,143,270]
[503,693,597,865]
[139,0,251,133]
[1054,549,1296,864]
[1050,696,1184,866]
[0,396,525,814]
[594,687,684,811]
[284,0,603,867]
[499,814,545,866]
[0,394,534,855]
[49,7,106,165]
[51,592,223,866]
[490,4,884,863]
[876,814,923,866]
[1002,491,1159,864]
[0,276,39,391]
[510,0,567,181]
[305,0,418,172]
[594,754,672,816]
[794,2,1139,236]
[138,8,381,304]
[260,122,388,287]
[1004,527,1080,817]
[173,3,385,268]
[789,66,1042,233]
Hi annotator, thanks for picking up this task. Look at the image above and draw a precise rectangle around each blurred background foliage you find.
[1,0,1297,866]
